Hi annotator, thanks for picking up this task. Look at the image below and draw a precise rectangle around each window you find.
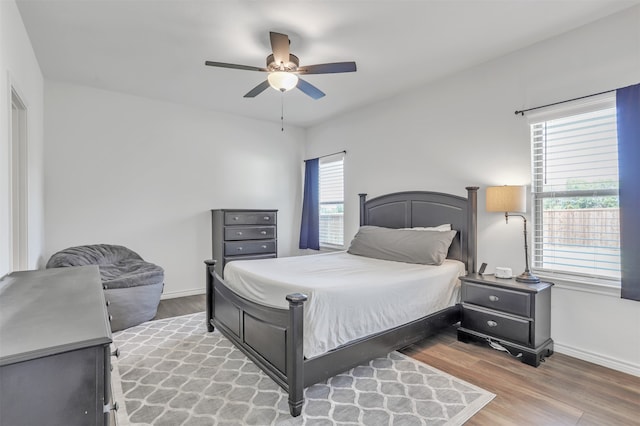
[530,95,620,281]
[319,154,344,248]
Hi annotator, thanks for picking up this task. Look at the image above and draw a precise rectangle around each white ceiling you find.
[16,0,639,128]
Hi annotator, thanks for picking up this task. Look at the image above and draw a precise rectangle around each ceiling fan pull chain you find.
[281,93,285,132]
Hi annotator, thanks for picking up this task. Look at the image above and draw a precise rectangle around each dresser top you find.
[0,266,112,366]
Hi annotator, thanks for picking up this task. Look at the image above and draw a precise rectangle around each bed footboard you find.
[204,259,307,416]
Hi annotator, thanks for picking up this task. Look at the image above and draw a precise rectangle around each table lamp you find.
[486,185,540,284]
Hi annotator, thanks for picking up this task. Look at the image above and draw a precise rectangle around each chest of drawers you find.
[0,266,115,425]
[457,273,554,367]
[212,209,278,277]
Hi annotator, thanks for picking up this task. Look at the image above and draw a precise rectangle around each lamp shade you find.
[268,72,299,92]
[486,185,526,213]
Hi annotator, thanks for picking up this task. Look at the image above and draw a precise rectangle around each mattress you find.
[223,251,465,358]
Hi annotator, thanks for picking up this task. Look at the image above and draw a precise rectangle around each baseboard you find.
[161,288,205,300]
[555,342,640,377]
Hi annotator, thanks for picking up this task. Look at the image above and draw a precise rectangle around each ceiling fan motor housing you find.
[267,53,299,72]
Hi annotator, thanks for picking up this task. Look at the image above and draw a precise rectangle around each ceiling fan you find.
[205,32,357,100]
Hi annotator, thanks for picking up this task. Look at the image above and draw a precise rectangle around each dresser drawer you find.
[463,282,531,317]
[224,226,275,241]
[462,305,531,346]
[224,240,276,256]
[224,212,276,225]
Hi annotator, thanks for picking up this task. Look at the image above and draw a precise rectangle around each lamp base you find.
[516,271,540,284]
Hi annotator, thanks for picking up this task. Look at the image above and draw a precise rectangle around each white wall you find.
[306,6,640,375]
[44,81,304,298]
[0,0,45,276]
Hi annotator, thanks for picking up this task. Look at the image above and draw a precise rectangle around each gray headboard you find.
[358,187,478,273]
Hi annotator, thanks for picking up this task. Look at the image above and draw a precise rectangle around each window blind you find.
[319,156,344,247]
[531,106,620,280]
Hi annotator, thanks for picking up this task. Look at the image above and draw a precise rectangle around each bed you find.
[204,187,478,416]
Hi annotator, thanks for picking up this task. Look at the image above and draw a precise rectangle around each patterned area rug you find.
[112,312,494,425]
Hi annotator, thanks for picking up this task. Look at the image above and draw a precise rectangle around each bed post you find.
[286,292,308,417]
[358,193,367,226]
[465,187,479,273]
[204,259,216,332]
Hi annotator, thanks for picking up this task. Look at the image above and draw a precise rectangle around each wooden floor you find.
[154,294,205,321]
[156,295,639,425]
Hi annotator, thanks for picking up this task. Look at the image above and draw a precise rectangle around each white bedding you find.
[223,251,465,359]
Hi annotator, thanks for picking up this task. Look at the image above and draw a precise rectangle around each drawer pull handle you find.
[263,216,270,221]
[233,216,239,221]
[106,300,110,307]
[489,295,499,302]
[109,315,113,322]
[261,245,267,249]
[487,320,498,327]
[111,347,120,358]
[237,247,243,251]
[260,231,267,235]
[236,231,243,236]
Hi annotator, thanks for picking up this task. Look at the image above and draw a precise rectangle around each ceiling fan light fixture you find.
[268,71,298,92]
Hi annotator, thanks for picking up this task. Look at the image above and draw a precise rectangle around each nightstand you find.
[457,273,554,367]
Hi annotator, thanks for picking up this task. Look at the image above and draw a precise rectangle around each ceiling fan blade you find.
[269,32,290,65]
[205,61,267,72]
[244,80,271,98]
[297,62,357,74]
[297,78,325,100]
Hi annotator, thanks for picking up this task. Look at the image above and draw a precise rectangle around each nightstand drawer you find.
[224,240,276,256]
[224,226,275,241]
[463,282,531,317]
[462,305,531,346]
[225,212,276,225]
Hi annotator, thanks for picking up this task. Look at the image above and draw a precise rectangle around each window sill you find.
[319,245,345,253]
[533,271,621,297]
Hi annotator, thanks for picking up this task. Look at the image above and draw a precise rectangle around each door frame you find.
[8,79,29,271]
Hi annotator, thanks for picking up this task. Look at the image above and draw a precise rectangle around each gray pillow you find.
[347,226,457,265]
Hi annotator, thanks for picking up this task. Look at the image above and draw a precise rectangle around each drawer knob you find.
[111,347,120,358]
[260,231,267,235]
[236,231,243,236]
[489,295,499,302]
[109,314,113,322]
[487,320,498,327]
[106,300,110,307]
[263,216,270,220]
[233,216,239,221]
[237,247,243,251]
[261,245,267,249]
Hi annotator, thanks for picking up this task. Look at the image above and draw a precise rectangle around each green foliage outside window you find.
[543,179,619,209]
[320,203,344,214]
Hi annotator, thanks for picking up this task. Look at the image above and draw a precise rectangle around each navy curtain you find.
[617,83,640,301]
[299,158,320,250]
